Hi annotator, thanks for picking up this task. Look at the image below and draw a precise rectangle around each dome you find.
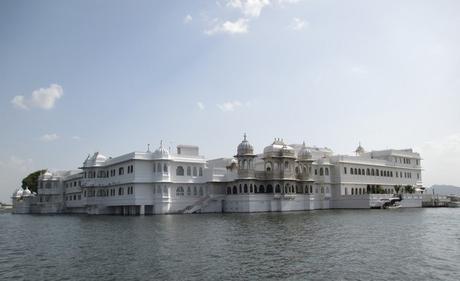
[263,138,295,156]
[22,187,32,197]
[153,141,170,159]
[13,187,24,198]
[355,143,365,155]
[83,152,107,167]
[237,134,254,156]
[298,141,313,160]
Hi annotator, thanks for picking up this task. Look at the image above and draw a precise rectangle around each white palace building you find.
[12,135,424,215]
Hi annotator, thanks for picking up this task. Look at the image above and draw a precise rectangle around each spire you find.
[147,144,150,152]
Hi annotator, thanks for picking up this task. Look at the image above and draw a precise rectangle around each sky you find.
[1,0,460,202]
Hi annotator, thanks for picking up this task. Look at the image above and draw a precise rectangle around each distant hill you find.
[425,185,460,195]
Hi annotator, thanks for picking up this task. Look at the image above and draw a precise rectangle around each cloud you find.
[227,0,270,18]
[71,136,82,141]
[205,18,249,35]
[416,133,460,186]
[184,14,193,24]
[197,102,205,110]
[11,84,63,110]
[39,133,59,142]
[217,101,244,112]
[289,17,307,30]
[0,156,34,172]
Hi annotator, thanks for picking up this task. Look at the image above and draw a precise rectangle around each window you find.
[320,168,324,176]
[187,166,191,176]
[350,168,354,175]
[227,187,232,194]
[163,164,168,173]
[366,168,370,176]
[153,164,156,173]
[344,167,347,174]
[199,167,203,176]
[244,184,248,193]
[119,167,124,175]
[325,168,329,176]
[193,186,197,196]
[118,187,124,196]
[193,167,197,177]
[157,163,161,173]
[187,186,191,196]
[176,166,184,176]
[199,186,204,196]
[176,186,184,196]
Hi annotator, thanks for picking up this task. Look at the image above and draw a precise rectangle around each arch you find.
[275,184,281,193]
[371,169,375,176]
[193,167,197,176]
[376,169,379,176]
[310,186,313,193]
[242,160,247,169]
[176,186,184,196]
[227,186,232,195]
[295,166,300,175]
[354,168,358,175]
[260,185,266,193]
[157,163,161,173]
[350,168,354,175]
[186,186,191,196]
[199,167,203,176]
[266,162,272,172]
[250,184,253,193]
[163,164,168,173]
[351,188,354,195]
[358,169,361,175]
[176,166,184,176]
[366,168,370,175]
[193,186,197,196]
[325,168,329,176]
[303,166,307,174]
[320,167,324,176]
[199,186,204,196]
[187,166,191,176]
[266,184,273,193]
[244,184,248,193]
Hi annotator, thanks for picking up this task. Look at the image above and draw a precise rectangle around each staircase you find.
[183,195,212,214]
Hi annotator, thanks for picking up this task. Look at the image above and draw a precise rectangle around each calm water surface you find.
[1,209,459,281]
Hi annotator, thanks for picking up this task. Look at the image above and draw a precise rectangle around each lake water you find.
[1,209,459,281]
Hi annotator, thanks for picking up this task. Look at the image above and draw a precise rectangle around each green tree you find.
[404,185,415,194]
[21,170,46,193]
[394,185,401,194]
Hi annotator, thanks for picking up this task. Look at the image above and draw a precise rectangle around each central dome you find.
[263,138,295,157]
[237,134,254,156]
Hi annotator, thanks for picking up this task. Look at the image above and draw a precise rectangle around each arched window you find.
[266,162,272,172]
[244,184,248,193]
[153,164,156,173]
[376,169,379,176]
[366,168,370,175]
[266,185,272,193]
[163,164,168,173]
[118,187,124,196]
[285,161,289,170]
[176,166,184,176]
[157,163,161,173]
[199,186,204,196]
[193,186,197,196]
[354,168,358,175]
[242,160,247,169]
[350,168,354,175]
[193,167,197,177]
[250,184,253,193]
[275,184,281,193]
[187,166,191,176]
[358,169,361,175]
[176,186,184,196]
[227,187,232,194]
[371,169,375,176]
[186,186,191,196]
[199,167,203,176]
[295,166,300,175]
[260,185,266,193]
[325,168,329,176]
[351,188,354,195]
[310,186,313,193]
[233,186,238,194]
[320,168,324,176]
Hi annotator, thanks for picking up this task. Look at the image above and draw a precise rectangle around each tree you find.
[21,170,46,193]
[394,185,401,194]
[404,185,415,194]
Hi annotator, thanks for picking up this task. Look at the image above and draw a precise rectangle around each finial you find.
[243,133,247,141]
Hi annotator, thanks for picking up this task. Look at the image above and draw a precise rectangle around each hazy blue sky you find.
[1,0,460,202]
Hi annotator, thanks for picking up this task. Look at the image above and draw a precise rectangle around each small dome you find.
[355,143,365,155]
[237,134,254,156]
[153,141,170,159]
[298,141,313,160]
[22,187,32,197]
[13,187,24,198]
